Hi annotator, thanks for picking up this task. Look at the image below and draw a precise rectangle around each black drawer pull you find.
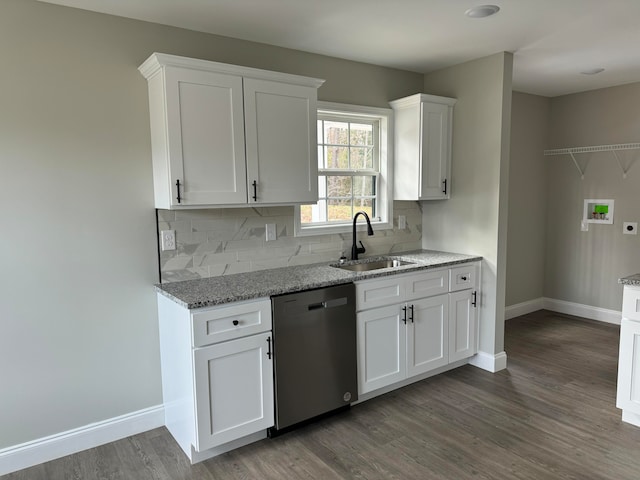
[232,320,239,326]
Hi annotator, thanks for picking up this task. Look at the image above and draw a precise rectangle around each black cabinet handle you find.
[461,276,468,281]
[442,179,447,195]
[267,336,272,359]
[409,304,414,323]
[472,291,477,308]
[176,179,182,203]
[401,305,407,324]
[252,180,257,201]
[232,320,239,326]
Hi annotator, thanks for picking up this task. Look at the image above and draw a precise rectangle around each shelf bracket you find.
[612,150,627,179]
[568,151,585,180]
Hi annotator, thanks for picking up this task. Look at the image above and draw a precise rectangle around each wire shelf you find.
[543,143,640,179]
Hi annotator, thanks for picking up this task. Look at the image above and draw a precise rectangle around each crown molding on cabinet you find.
[138,52,325,88]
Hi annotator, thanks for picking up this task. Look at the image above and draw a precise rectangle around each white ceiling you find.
[39,0,640,97]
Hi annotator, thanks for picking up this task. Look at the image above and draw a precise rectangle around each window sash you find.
[296,101,392,236]
[307,115,381,227]
[317,116,380,172]
[306,172,378,225]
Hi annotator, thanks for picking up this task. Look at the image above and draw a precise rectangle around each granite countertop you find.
[619,274,640,286]
[155,249,483,309]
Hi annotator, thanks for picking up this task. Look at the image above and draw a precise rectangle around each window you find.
[295,102,393,236]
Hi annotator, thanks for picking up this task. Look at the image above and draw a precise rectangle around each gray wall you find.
[544,82,640,310]
[506,93,550,305]
[421,52,513,358]
[0,0,424,449]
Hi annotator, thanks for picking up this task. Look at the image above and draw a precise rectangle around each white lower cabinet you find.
[193,332,274,451]
[449,289,477,363]
[617,285,640,427]
[408,294,449,376]
[357,304,406,393]
[157,294,274,462]
[356,263,479,396]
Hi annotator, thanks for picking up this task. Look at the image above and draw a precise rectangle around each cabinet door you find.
[357,304,406,394]
[449,289,477,363]
[243,78,318,204]
[617,319,640,414]
[193,332,274,451]
[407,294,449,377]
[165,67,247,206]
[419,101,450,200]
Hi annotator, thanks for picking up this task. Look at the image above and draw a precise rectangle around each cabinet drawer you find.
[192,298,272,347]
[450,263,478,292]
[622,286,640,321]
[404,269,449,301]
[356,277,403,311]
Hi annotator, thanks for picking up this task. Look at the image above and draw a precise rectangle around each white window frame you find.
[294,101,394,237]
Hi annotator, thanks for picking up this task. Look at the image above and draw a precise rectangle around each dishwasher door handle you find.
[307,297,348,310]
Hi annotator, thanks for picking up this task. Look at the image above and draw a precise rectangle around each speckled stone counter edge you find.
[620,274,640,286]
[155,249,483,310]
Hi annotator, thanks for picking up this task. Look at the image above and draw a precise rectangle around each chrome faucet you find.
[351,211,374,260]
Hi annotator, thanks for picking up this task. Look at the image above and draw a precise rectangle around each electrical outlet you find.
[160,230,176,251]
[623,222,638,235]
[265,223,277,242]
[398,215,407,230]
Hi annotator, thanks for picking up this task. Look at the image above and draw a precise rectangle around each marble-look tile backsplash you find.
[157,201,422,283]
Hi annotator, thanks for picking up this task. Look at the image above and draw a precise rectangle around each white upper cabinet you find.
[390,93,456,200]
[162,67,247,206]
[243,79,319,204]
[139,53,324,209]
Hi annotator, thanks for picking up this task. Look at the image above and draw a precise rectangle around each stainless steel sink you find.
[334,258,414,272]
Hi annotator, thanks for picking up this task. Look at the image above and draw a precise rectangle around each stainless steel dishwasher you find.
[270,283,357,434]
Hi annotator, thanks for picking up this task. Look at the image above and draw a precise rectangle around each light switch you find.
[580,220,589,232]
[398,215,406,230]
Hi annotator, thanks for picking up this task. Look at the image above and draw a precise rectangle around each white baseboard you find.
[543,297,622,325]
[505,297,622,326]
[468,350,508,372]
[505,298,545,320]
[0,405,164,476]
[622,410,640,428]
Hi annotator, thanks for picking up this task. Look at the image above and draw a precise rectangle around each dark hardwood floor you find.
[6,310,640,479]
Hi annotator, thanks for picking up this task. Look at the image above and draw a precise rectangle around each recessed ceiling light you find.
[580,68,605,75]
[465,5,500,18]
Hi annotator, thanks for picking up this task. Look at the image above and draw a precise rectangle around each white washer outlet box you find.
[623,222,638,235]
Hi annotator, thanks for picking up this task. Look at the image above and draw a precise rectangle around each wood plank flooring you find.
[6,310,640,479]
